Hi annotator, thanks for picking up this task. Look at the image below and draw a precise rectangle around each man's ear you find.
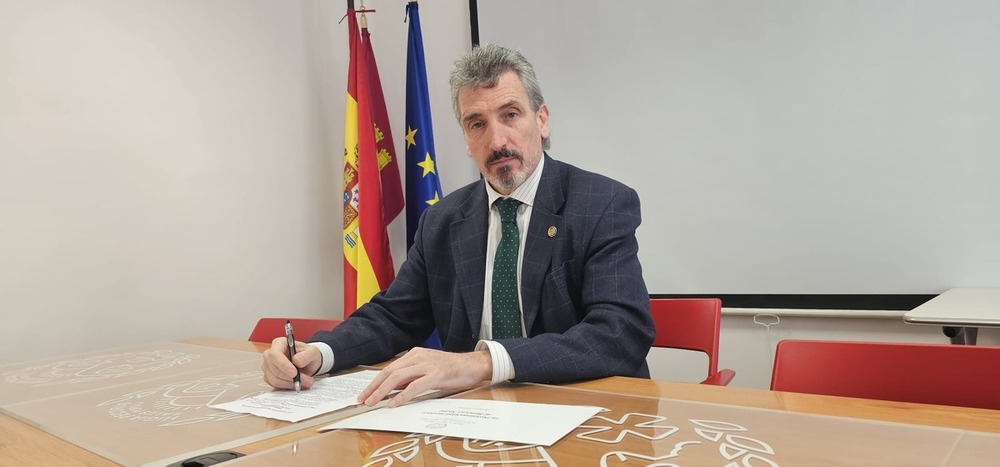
[537,104,550,138]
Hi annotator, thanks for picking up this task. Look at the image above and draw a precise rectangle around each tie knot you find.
[495,198,520,223]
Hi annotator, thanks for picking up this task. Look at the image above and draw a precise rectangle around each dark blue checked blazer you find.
[311,155,654,383]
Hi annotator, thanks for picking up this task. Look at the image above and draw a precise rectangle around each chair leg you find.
[942,326,979,345]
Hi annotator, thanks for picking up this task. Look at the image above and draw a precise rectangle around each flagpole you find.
[468,0,479,46]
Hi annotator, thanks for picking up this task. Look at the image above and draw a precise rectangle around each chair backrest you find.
[770,339,1000,410]
[248,318,342,343]
[650,298,729,381]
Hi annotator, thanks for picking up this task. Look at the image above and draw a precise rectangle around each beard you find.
[487,148,530,192]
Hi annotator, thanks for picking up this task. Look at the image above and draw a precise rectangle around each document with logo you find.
[210,369,380,422]
[320,398,602,446]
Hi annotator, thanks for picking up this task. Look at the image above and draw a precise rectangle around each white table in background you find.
[904,288,1000,345]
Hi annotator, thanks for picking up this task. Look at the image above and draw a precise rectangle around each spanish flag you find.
[342,10,404,314]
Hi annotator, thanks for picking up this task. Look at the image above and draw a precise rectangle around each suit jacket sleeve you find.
[307,224,438,373]
[307,177,490,373]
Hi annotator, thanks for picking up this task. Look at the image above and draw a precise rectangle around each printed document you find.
[210,369,379,422]
[320,398,602,446]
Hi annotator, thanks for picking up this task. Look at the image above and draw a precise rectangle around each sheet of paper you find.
[210,369,379,423]
[320,398,602,446]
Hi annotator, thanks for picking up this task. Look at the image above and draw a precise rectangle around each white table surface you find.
[904,287,1000,327]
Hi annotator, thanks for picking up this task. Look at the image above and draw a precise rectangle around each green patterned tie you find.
[492,198,522,339]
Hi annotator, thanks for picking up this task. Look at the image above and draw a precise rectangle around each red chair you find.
[650,298,736,385]
[248,318,342,343]
[770,339,1000,410]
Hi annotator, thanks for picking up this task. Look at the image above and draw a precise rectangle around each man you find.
[262,43,653,407]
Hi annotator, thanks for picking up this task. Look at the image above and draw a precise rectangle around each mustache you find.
[486,148,523,165]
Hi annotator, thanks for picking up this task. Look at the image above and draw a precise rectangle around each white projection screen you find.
[477,0,1000,297]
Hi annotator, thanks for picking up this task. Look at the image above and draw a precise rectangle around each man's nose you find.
[487,124,510,152]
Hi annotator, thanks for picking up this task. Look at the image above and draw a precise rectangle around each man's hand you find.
[261,337,322,390]
[358,347,493,408]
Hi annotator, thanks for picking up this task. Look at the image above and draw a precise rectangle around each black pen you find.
[284,320,301,393]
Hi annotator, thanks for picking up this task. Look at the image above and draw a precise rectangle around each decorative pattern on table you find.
[355,407,778,466]
[580,408,777,467]
[2,349,199,386]
[97,371,268,426]
[360,433,556,466]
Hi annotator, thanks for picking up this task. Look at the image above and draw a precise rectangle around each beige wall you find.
[0,0,474,364]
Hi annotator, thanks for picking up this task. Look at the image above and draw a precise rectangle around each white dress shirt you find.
[475,155,544,383]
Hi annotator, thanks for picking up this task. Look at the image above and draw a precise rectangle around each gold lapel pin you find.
[547,226,557,237]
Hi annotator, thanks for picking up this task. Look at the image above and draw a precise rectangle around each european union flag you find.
[405,2,443,350]
[404,1,442,250]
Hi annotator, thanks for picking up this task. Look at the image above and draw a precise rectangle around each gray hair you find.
[449,43,550,150]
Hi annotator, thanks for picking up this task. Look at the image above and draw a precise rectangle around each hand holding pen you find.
[284,320,302,393]
[260,330,321,391]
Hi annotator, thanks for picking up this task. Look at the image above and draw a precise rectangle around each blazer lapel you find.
[451,186,489,339]
[521,155,565,333]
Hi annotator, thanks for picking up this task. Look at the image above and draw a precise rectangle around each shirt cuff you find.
[476,340,516,383]
[311,341,335,375]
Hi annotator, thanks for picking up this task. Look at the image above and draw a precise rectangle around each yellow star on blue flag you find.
[405,126,417,149]
[425,191,440,206]
[417,153,436,176]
